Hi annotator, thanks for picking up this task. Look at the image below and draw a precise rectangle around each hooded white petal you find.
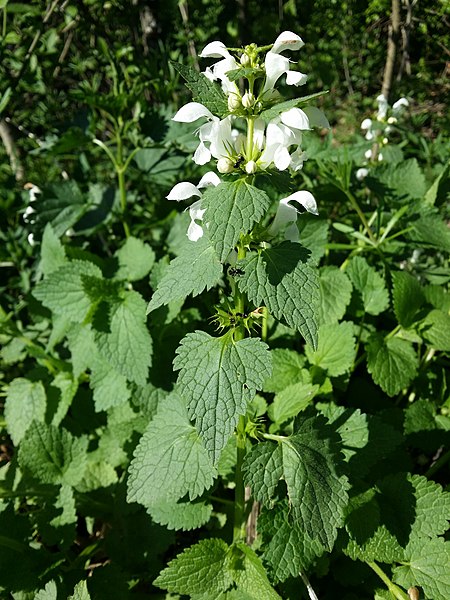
[285,70,308,86]
[197,171,221,188]
[263,52,290,91]
[199,41,231,59]
[269,197,298,236]
[274,145,291,170]
[167,182,201,201]
[272,31,304,54]
[280,107,310,130]
[193,142,212,165]
[361,118,372,130]
[283,190,318,215]
[187,220,204,242]
[173,102,213,123]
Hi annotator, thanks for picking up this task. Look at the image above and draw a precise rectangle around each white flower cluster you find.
[356,94,409,181]
[167,32,327,242]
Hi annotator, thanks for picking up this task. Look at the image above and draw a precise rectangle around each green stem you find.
[246,116,255,161]
[115,133,130,238]
[233,415,247,543]
[425,448,450,478]
[367,561,409,600]
[261,306,268,342]
[345,190,377,245]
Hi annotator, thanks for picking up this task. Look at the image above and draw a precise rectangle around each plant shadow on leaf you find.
[262,242,311,285]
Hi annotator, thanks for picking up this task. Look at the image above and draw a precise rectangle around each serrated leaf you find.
[425,160,450,205]
[226,66,264,81]
[33,260,102,322]
[392,271,425,328]
[39,223,66,277]
[262,348,307,393]
[318,266,352,325]
[377,158,427,200]
[259,505,324,581]
[90,355,131,411]
[319,405,403,476]
[127,391,217,507]
[259,92,328,122]
[149,498,213,531]
[50,371,78,426]
[203,180,271,262]
[393,538,450,600]
[419,309,450,351]
[231,543,282,599]
[297,215,329,262]
[174,331,271,463]
[5,378,47,445]
[68,580,91,600]
[147,237,223,312]
[35,581,58,600]
[66,323,97,378]
[346,256,389,315]
[18,421,88,487]
[50,484,77,528]
[305,321,356,376]
[95,291,152,385]
[154,538,233,597]
[76,459,118,492]
[366,334,418,396]
[236,242,320,348]
[114,236,155,281]
[409,212,450,252]
[172,62,229,118]
[243,414,348,550]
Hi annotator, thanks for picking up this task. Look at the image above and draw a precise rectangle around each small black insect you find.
[233,154,245,169]
[229,267,245,277]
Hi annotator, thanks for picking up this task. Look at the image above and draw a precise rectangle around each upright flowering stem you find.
[233,240,247,543]
[116,131,131,239]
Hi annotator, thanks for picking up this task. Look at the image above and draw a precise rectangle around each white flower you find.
[23,183,41,223]
[361,118,372,130]
[262,31,307,95]
[200,41,240,96]
[356,168,369,181]
[268,191,318,242]
[166,172,220,241]
[172,102,235,167]
[392,97,409,113]
[376,94,388,120]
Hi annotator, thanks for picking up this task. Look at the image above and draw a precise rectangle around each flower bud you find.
[382,137,389,145]
[387,116,397,124]
[227,93,241,112]
[217,157,235,174]
[240,53,250,67]
[242,92,255,108]
[245,160,257,174]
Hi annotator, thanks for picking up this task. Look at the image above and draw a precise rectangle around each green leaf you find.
[0,86,12,115]
[366,334,418,396]
[259,504,324,581]
[114,236,155,281]
[226,66,265,81]
[147,237,223,312]
[69,580,91,600]
[305,321,356,376]
[297,215,329,262]
[392,271,425,328]
[425,160,450,205]
[318,266,352,325]
[34,181,90,237]
[67,323,97,378]
[127,391,217,507]
[202,180,271,262]
[18,421,88,487]
[377,158,427,200]
[154,538,233,597]
[174,331,271,463]
[259,92,328,122]
[393,538,450,600]
[49,371,78,426]
[39,223,67,277]
[5,378,46,445]
[95,291,152,385]
[231,543,282,599]
[50,484,77,528]
[346,256,389,315]
[149,498,213,531]
[236,242,320,348]
[243,413,348,550]
[419,309,450,351]
[33,260,102,322]
[35,581,58,600]
[172,62,229,118]
[262,348,306,393]
[410,212,450,252]
[268,381,318,425]
[90,355,131,411]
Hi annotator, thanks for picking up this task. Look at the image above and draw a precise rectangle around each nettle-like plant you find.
[126,32,347,598]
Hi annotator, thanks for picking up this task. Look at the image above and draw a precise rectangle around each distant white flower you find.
[262,31,307,95]
[361,118,372,131]
[23,183,41,224]
[166,172,220,241]
[269,191,318,242]
[392,97,409,113]
[376,94,388,120]
[356,168,369,181]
